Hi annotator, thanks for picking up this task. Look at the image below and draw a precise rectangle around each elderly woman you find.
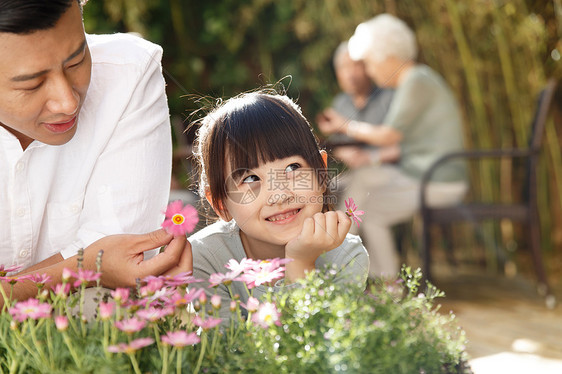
[319,14,467,278]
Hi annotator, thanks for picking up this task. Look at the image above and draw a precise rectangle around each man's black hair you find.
[0,0,81,34]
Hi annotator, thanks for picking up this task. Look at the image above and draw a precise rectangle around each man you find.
[319,16,467,278]
[0,0,191,304]
[317,41,395,169]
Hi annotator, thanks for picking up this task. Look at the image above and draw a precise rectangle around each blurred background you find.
[82,1,562,370]
[82,0,562,273]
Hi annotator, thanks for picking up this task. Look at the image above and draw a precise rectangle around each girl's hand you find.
[284,210,351,282]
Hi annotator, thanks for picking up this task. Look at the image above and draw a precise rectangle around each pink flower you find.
[236,263,284,289]
[208,271,239,287]
[0,276,24,285]
[252,302,281,329]
[55,315,69,331]
[140,281,165,299]
[0,264,23,276]
[162,200,199,236]
[9,298,52,322]
[62,268,74,282]
[210,294,221,309]
[241,297,260,313]
[111,288,130,304]
[26,273,51,286]
[108,338,154,354]
[345,197,365,227]
[161,331,200,347]
[114,317,146,334]
[136,306,174,322]
[169,288,205,307]
[225,258,259,275]
[72,269,101,287]
[54,283,71,298]
[99,302,115,321]
[192,315,222,330]
[143,272,202,288]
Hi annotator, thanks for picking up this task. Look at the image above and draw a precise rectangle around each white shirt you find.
[0,33,172,269]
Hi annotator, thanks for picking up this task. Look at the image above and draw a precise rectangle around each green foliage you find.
[251,266,469,374]
[0,266,468,373]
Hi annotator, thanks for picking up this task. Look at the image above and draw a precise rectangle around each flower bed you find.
[0,261,470,373]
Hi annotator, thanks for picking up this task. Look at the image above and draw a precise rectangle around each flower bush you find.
[0,257,469,374]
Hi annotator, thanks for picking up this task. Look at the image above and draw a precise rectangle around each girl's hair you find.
[192,90,332,219]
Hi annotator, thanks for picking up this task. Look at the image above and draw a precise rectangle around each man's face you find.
[0,0,91,150]
[335,52,372,96]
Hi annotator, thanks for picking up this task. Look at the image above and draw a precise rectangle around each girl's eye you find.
[285,163,301,173]
[242,174,260,184]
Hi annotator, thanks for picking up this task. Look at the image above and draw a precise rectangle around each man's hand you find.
[284,211,351,282]
[84,229,193,288]
[317,108,347,136]
[333,146,372,169]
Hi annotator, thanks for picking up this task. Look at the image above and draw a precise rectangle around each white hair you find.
[348,14,418,63]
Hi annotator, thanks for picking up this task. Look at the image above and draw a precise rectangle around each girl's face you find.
[222,155,325,257]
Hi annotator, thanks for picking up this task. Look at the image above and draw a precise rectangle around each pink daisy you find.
[99,302,115,321]
[114,317,146,334]
[55,315,69,331]
[161,200,199,236]
[9,298,52,322]
[161,331,200,347]
[107,338,154,354]
[241,297,260,313]
[192,315,222,330]
[252,302,281,329]
[136,306,174,322]
[72,269,101,288]
[344,197,365,227]
[236,263,285,289]
[0,264,22,276]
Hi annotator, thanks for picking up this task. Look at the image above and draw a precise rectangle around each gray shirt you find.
[384,65,466,182]
[190,220,369,320]
[328,88,394,144]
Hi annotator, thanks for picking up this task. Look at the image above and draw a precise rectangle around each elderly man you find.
[0,0,191,304]
[319,15,467,278]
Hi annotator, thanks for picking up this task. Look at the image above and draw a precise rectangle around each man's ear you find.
[320,150,328,168]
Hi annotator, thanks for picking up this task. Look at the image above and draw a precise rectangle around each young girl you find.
[189,90,369,319]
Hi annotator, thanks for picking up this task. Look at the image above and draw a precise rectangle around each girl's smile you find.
[265,208,301,223]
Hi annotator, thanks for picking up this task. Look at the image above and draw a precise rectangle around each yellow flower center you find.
[172,214,185,225]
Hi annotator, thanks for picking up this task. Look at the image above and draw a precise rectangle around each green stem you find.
[45,321,55,369]
[103,320,110,359]
[0,283,10,312]
[152,324,163,356]
[62,332,83,369]
[8,357,17,374]
[28,323,49,367]
[192,334,207,374]
[79,284,87,337]
[64,302,80,336]
[127,353,142,374]
[13,328,42,366]
[176,348,183,374]
[162,345,169,374]
[209,327,219,358]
